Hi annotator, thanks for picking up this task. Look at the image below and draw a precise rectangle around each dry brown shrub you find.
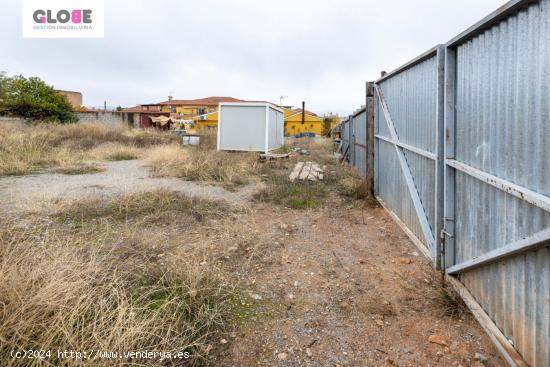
[0,122,178,175]
[0,189,256,366]
[146,144,260,187]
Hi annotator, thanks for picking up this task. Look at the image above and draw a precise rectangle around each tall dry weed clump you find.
[0,190,245,366]
[146,141,261,187]
[0,122,178,175]
[0,122,80,175]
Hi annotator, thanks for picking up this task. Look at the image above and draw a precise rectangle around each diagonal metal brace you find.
[374,84,436,248]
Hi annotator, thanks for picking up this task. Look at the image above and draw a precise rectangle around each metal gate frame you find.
[373,46,445,269]
[365,3,549,362]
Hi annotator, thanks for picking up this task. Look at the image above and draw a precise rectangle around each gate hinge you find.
[440,229,454,240]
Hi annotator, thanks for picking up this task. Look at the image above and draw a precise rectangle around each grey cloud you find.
[0,0,504,114]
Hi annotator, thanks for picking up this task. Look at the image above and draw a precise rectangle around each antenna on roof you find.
[168,91,173,101]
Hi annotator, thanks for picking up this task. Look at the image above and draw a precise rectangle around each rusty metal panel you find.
[448,1,550,365]
[374,51,440,258]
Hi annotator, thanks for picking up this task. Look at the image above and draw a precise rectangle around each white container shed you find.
[217,102,284,153]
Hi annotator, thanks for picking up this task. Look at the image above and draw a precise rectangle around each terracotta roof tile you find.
[157,96,244,106]
[122,105,146,112]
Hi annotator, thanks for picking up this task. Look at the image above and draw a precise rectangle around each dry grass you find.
[0,122,178,176]
[54,188,228,224]
[54,162,106,175]
[0,189,258,366]
[286,136,336,166]
[337,168,371,200]
[197,130,218,150]
[255,137,375,209]
[254,174,329,210]
[89,143,142,161]
[146,144,261,188]
[435,286,469,319]
[400,270,469,320]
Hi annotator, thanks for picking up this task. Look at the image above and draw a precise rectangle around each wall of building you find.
[0,112,136,128]
[75,111,136,128]
[284,121,323,136]
[57,90,83,108]
[162,105,217,118]
[192,111,219,131]
[284,113,324,136]
[186,108,325,136]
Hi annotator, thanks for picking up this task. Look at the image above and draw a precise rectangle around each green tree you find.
[0,75,76,122]
[322,114,340,137]
[0,72,7,113]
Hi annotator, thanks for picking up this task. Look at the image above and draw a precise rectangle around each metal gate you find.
[443,1,550,365]
[363,3,550,363]
[373,46,445,267]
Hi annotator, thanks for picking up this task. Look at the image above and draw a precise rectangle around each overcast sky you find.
[1,0,505,115]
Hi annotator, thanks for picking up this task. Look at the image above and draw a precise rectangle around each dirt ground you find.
[0,160,257,215]
[0,155,504,367]
[217,203,504,367]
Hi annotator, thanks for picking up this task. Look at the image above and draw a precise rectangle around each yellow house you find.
[157,96,243,119]
[282,108,324,136]
[191,111,219,131]
[161,99,325,136]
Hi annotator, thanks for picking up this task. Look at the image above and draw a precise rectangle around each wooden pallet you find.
[289,161,324,182]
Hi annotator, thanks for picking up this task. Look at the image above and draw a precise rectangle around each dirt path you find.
[0,160,257,215]
[221,204,504,367]
[0,157,504,366]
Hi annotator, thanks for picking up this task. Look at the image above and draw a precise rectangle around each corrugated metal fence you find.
[342,1,550,366]
[374,47,444,265]
[339,107,369,179]
[352,108,367,178]
[340,116,350,160]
